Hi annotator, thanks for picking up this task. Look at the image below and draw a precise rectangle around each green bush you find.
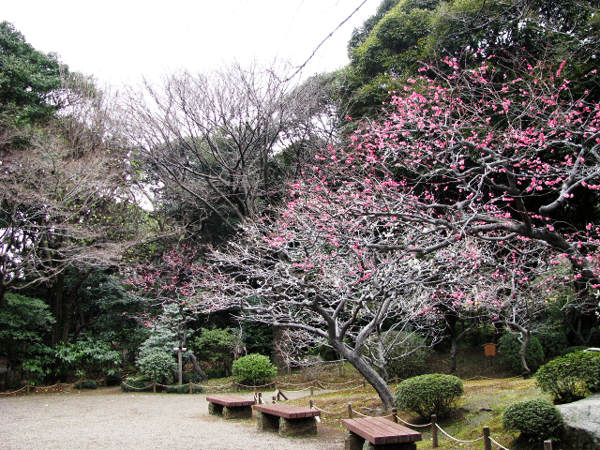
[502,399,564,442]
[497,333,544,374]
[136,350,176,384]
[395,374,464,419]
[165,384,203,394]
[535,351,600,404]
[537,332,568,359]
[232,353,277,386]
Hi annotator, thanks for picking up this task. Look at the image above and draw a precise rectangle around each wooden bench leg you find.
[345,430,365,450]
[278,416,318,437]
[208,402,223,415]
[257,412,280,432]
[223,405,252,420]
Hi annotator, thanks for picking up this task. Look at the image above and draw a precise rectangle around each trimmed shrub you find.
[395,374,463,419]
[535,351,600,404]
[165,384,203,394]
[74,380,98,390]
[497,333,544,374]
[502,399,564,442]
[232,353,277,387]
[136,350,176,384]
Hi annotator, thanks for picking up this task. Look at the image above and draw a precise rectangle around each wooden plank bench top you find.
[205,394,255,407]
[342,416,422,446]
[253,403,320,419]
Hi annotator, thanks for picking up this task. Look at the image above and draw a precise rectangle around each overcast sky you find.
[3,0,378,86]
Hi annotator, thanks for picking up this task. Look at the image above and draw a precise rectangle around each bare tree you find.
[0,75,149,343]
[120,60,339,235]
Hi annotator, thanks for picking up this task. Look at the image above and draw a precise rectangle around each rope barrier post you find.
[348,403,353,419]
[310,399,314,409]
[232,380,236,392]
[483,427,491,450]
[544,441,553,450]
[259,392,262,404]
[391,408,398,423]
[310,386,314,396]
[189,382,192,394]
[153,382,157,394]
[26,382,30,395]
[431,415,438,448]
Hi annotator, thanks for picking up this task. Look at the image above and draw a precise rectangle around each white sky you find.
[3,0,378,86]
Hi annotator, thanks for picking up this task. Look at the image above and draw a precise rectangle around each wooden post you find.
[153,382,157,394]
[310,386,314,396]
[544,441,553,450]
[483,427,491,450]
[348,403,353,418]
[26,382,30,395]
[431,415,438,448]
[309,399,314,409]
[189,382,192,394]
[391,408,398,423]
[258,392,263,404]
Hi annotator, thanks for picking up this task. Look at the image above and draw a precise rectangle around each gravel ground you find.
[0,387,345,450]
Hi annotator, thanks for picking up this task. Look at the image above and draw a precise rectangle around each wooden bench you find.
[253,403,320,437]
[342,416,422,450]
[205,394,255,419]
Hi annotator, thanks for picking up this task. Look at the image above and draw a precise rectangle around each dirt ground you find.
[0,386,346,450]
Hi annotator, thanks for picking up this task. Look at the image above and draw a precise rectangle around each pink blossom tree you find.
[193,57,600,405]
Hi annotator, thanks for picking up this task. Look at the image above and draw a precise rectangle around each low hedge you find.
[395,374,463,419]
[535,350,600,404]
[502,399,564,442]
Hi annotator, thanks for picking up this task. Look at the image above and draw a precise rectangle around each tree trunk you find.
[519,331,532,379]
[333,342,395,411]
[187,352,208,381]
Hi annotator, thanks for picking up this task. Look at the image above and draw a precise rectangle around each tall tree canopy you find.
[0,21,65,125]
[339,0,600,118]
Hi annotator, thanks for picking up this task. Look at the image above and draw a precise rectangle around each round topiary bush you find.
[535,350,600,404]
[395,374,464,419]
[136,350,176,384]
[232,353,277,387]
[502,399,564,442]
[497,333,544,374]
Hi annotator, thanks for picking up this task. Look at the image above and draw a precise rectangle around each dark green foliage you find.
[74,380,98,390]
[0,293,54,382]
[241,320,273,356]
[231,353,277,386]
[192,327,235,373]
[497,333,544,374]
[0,21,65,125]
[55,338,122,379]
[165,384,203,394]
[537,332,569,359]
[535,351,600,404]
[502,399,564,442]
[136,350,176,384]
[395,374,463,419]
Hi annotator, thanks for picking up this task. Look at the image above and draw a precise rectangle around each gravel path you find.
[0,387,345,450]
